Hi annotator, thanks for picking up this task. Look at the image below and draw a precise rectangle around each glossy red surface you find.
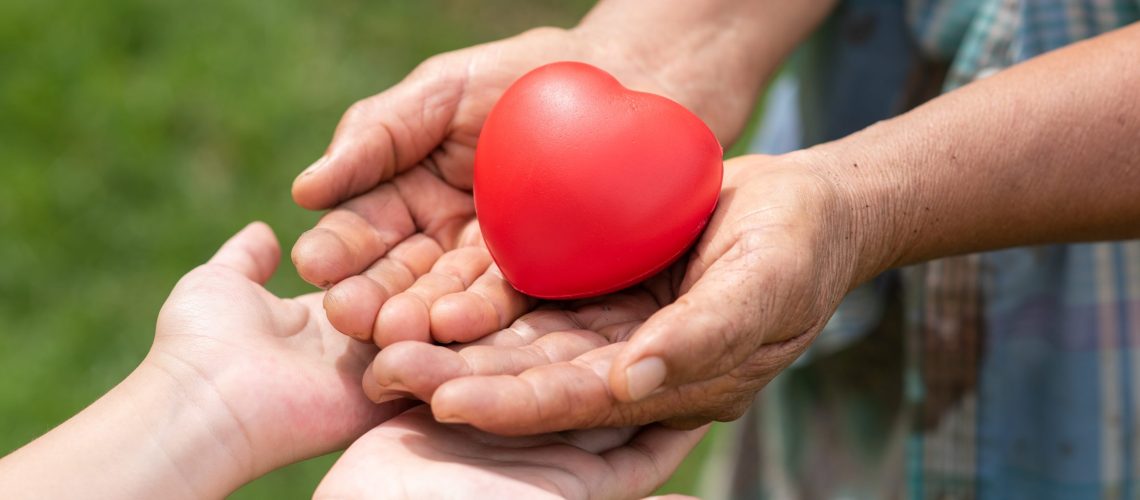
[474,62,723,299]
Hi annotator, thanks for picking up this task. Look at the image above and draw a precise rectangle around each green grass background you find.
[0,0,764,496]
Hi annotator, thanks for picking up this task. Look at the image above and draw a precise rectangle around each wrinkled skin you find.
[288,26,860,434]
[361,156,861,434]
[289,28,682,344]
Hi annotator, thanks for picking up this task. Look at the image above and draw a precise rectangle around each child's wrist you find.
[0,358,257,499]
[119,358,257,496]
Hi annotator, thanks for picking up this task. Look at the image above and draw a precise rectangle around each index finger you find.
[291,166,475,288]
[292,61,465,210]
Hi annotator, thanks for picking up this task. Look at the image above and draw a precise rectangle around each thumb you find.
[608,244,789,403]
[292,59,466,210]
[207,221,281,285]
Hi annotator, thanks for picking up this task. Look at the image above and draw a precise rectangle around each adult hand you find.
[363,22,1140,434]
[314,406,706,499]
[289,26,687,344]
[361,154,871,434]
[289,0,831,343]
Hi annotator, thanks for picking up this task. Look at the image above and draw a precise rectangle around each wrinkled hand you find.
[361,154,864,434]
[147,222,409,477]
[314,406,705,499]
[288,26,721,345]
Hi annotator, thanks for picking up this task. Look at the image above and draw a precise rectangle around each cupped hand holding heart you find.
[364,153,854,434]
[340,62,854,434]
[335,61,725,347]
[286,14,854,437]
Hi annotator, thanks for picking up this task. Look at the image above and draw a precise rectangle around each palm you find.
[150,255,406,475]
[290,27,675,343]
[365,159,849,434]
[396,28,672,189]
[362,267,677,406]
[314,406,703,500]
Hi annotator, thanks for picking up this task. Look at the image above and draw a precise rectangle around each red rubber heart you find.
[474,61,723,299]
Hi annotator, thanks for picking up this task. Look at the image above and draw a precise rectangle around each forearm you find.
[0,363,249,499]
[810,22,1140,283]
[575,0,837,143]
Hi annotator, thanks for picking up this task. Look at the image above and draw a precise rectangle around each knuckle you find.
[607,404,643,428]
[518,26,568,41]
[411,53,449,77]
[733,349,793,384]
[702,386,756,423]
[715,399,753,422]
[733,228,771,257]
[671,300,759,373]
[661,415,713,430]
[407,55,463,96]
[342,98,374,123]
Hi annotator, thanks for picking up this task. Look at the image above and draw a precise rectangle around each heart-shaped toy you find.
[474,61,723,299]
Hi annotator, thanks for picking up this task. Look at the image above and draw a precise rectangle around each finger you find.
[292,167,474,287]
[609,239,803,403]
[292,183,416,287]
[374,247,492,347]
[207,221,280,284]
[463,307,597,347]
[555,426,641,455]
[560,287,666,343]
[450,288,658,351]
[366,310,575,403]
[364,329,607,404]
[292,61,465,210]
[429,264,537,344]
[430,343,634,435]
[600,425,709,498]
[430,338,766,434]
[323,234,443,341]
[431,344,768,435]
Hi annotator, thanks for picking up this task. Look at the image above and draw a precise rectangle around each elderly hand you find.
[360,153,871,433]
[287,0,805,344]
[288,26,683,345]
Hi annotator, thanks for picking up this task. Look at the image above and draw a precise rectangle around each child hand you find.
[1,222,409,499]
[147,222,410,478]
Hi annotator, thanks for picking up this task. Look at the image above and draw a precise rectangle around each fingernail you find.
[373,370,393,387]
[435,413,468,424]
[380,381,410,394]
[300,155,328,177]
[374,393,409,405]
[625,357,666,401]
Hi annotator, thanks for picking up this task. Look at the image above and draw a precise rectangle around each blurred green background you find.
[0,0,757,496]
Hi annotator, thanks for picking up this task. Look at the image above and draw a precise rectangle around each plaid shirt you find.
[705,1,1140,499]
